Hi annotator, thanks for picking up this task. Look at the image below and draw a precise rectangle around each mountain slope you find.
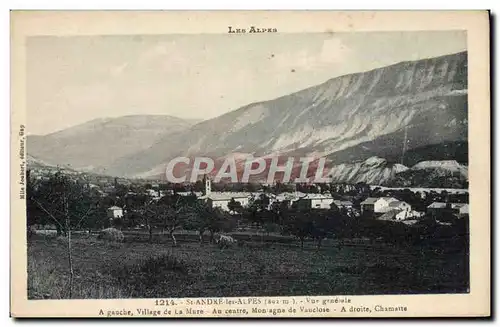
[26,154,56,169]
[327,157,409,185]
[27,115,198,174]
[387,160,468,188]
[105,51,468,178]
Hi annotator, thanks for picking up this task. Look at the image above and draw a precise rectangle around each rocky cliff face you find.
[326,157,409,185]
[112,51,467,180]
[386,160,468,188]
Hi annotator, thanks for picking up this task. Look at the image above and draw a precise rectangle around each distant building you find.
[360,197,399,214]
[395,210,424,221]
[177,191,203,197]
[395,210,410,221]
[199,175,250,212]
[271,192,304,204]
[103,186,115,194]
[146,189,161,198]
[207,194,250,212]
[267,193,293,209]
[333,200,353,209]
[378,209,424,222]
[360,197,378,213]
[107,206,123,220]
[293,194,335,210]
[377,209,401,221]
[427,202,469,217]
[388,200,412,212]
[454,203,469,215]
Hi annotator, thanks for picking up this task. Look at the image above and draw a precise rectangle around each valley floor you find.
[27,233,469,299]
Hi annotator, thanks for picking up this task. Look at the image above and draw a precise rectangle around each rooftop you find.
[201,192,252,201]
[388,201,409,207]
[298,194,334,200]
[361,197,378,205]
[427,202,469,209]
[333,200,353,206]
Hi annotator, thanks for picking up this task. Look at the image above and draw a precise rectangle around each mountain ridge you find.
[27,51,468,187]
[27,115,200,174]
[104,50,467,178]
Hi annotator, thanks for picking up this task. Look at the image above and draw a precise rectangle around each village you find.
[27,162,469,229]
[98,174,469,228]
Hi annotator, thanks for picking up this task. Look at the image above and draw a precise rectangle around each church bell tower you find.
[204,174,212,196]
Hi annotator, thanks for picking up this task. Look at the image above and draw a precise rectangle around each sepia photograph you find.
[10,10,490,318]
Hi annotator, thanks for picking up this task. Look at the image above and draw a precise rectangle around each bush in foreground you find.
[28,245,126,299]
[97,228,124,242]
[111,253,193,297]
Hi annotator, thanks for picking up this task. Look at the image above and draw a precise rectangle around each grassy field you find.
[27,232,469,299]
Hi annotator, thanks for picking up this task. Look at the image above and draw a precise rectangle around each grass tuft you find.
[97,228,124,242]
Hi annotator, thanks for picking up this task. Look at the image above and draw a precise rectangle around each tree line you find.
[27,171,469,251]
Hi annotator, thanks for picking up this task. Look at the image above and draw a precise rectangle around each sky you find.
[26,31,466,135]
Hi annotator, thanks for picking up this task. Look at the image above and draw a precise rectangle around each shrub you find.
[110,253,192,297]
[97,228,124,242]
[136,254,189,276]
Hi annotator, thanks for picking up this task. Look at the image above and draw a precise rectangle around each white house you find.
[206,194,250,212]
[267,193,298,209]
[453,203,469,215]
[360,197,399,214]
[395,210,409,221]
[293,193,335,210]
[107,206,123,219]
[395,210,422,221]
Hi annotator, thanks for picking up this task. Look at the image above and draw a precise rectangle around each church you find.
[198,175,251,212]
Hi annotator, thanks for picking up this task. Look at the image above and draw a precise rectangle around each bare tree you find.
[185,202,230,244]
[143,195,189,246]
[28,172,99,298]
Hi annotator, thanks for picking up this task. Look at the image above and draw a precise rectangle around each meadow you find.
[27,231,469,299]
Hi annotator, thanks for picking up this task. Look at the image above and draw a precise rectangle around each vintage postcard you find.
[10,10,490,318]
